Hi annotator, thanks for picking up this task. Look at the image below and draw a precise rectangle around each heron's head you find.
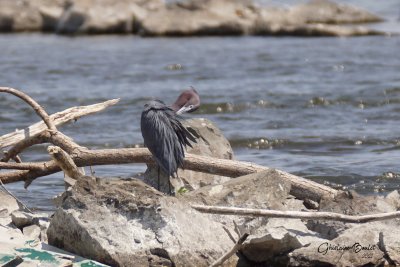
[172,87,200,115]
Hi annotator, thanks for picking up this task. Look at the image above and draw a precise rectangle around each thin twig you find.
[192,205,400,223]
[233,220,241,239]
[210,233,249,267]
[0,179,32,213]
[222,226,236,243]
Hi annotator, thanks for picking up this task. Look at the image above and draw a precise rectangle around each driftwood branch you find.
[48,146,83,180]
[1,130,83,162]
[210,233,249,267]
[192,205,400,223]
[0,88,336,202]
[0,148,337,201]
[0,87,57,131]
[0,98,119,149]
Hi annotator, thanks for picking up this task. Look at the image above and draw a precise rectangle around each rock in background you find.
[143,118,234,193]
[0,0,386,36]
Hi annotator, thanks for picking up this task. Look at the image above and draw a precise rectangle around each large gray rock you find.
[241,218,326,263]
[252,0,384,36]
[307,190,400,239]
[143,118,234,194]
[289,223,389,267]
[185,169,293,234]
[47,176,238,267]
[141,0,384,37]
[0,0,386,36]
[140,0,258,36]
[56,0,162,34]
[186,169,289,209]
[0,0,65,32]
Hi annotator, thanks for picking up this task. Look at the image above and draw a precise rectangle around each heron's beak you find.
[176,106,191,115]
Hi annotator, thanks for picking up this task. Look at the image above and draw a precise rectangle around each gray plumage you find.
[141,100,196,177]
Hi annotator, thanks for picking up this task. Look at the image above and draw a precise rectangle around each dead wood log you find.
[0,98,119,149]
[0,148,337,202]
[192,205,400,223]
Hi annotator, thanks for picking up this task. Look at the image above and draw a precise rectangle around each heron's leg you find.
[157,166,160,191]
[168,177,172,195]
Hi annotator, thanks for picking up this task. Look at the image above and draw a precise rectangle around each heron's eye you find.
[188,105,194,109]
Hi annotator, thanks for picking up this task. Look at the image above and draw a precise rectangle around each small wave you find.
[230,137,400,150]
[198,100,275,114]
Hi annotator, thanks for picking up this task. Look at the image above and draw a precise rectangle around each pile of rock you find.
[45,118,400,267]
[0,190,48,244]
[0,0,385,36]
[0,189,106,266]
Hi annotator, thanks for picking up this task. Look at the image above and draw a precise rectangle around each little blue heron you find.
[140,88,200,192]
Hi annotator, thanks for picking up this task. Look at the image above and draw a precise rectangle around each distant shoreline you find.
[0,0,390,37]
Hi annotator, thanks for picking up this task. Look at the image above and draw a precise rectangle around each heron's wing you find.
[141,107,184,177]
[171,115,198,147]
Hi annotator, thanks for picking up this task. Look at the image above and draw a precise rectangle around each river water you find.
[0,3,399,211]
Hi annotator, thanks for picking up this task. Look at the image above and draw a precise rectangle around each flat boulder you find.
[47,176,238,267]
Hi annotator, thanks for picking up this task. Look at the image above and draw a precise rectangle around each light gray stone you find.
[11,210,50,228]
[11,210,32,228]
[23,224,41,240]
[47,176,239,267]
[241,218,326,263]
[0,190,20,226]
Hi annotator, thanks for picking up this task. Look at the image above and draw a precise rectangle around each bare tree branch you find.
[0,161,47,170]
[1,130,83,162]
[191,205,400,223]
[0,98,120,149]
[0,87,57,131]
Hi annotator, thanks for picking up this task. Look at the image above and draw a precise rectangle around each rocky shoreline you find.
[1,118,400,266]
[0,0,387,37]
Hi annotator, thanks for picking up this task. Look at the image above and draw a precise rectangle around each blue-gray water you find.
[1,4,400,211]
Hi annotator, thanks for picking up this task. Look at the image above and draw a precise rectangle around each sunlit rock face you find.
[0,0,385,36]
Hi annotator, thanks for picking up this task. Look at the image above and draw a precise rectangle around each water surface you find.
[0,13,399,211]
